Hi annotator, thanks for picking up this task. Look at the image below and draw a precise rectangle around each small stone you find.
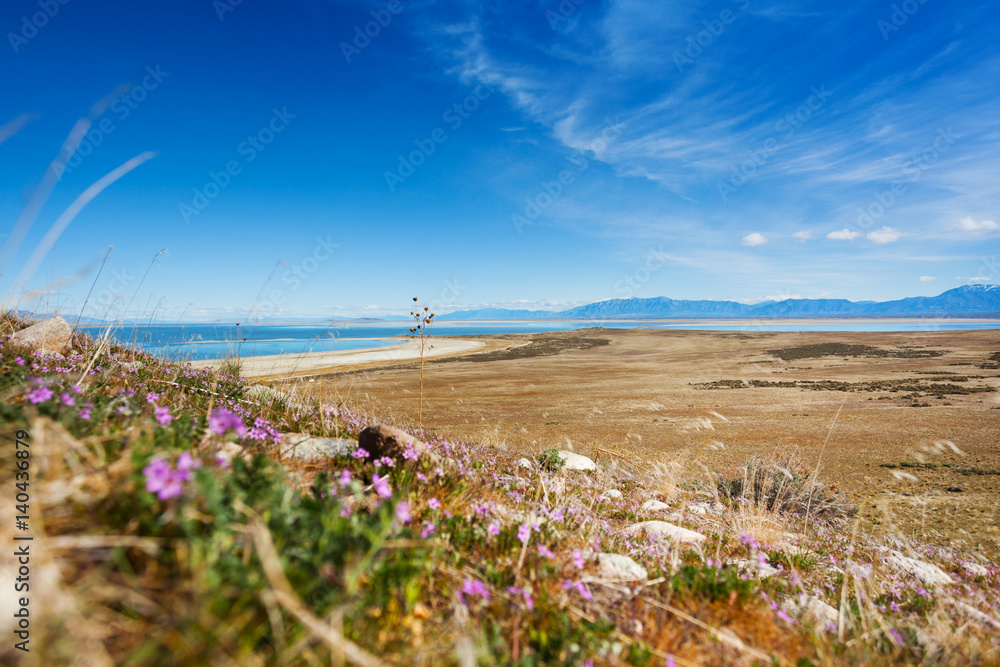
[641,500,670,513]
[11,316,72,355]
[216,442,247,465]
[625,521,706,546]
[783,595,842,630]
[359,424,432,461]
[280,433,355,460]
[600,489,623,500]
[517,457,534,470]
[730,558,779,579]
[687,501,725,516]
[955,602,1000,630]
[558,450,597,471]
[963,561,990,578]
[946,486,964,493]
[884,550,954,587]
[593,553,648,582]
[496,475,527,488]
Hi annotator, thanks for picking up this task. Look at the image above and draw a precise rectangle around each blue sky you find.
[1,0,998,321]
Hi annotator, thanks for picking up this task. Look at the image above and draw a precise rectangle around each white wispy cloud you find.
[792,230,813,241]
[866,226,903,244]
[919,276,936,282]
[741,232,768,247]
[948,215,998,235]
[827,229,861,240]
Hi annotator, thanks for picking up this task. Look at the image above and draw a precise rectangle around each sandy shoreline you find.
[189,337,488,379]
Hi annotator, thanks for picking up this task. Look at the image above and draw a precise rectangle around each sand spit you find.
[189,337,487,379]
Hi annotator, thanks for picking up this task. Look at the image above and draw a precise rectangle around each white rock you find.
[641,500,670,513]
[625,521,706,546]
[784,595,842,630]
[687,501,724,516]
[885,550,954,587]
[11,316,72,355]
[558,450,597,471]
[955,602,1000,630]
[517,457,534,470]
[730,558,780,579]
[593,553,648,582]
[963,561,990,578]
[279,433,355,460]
[600,489,623,500]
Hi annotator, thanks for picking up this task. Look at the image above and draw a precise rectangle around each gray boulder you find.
[783,594,842,630]
[729,558,780,579]
[625,521,706,546]
[884,550,954,587]
[641,500,670,513]
[11,316,72,355]
[280,433,355,460]
[594,553,648,582]
[558,450,597,471]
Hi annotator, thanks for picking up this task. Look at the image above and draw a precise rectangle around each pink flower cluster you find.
[143,452,203,501]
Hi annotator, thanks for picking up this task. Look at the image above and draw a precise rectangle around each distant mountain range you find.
[441,285,1000,320]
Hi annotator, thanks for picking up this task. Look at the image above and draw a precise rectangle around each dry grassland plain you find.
[275,328,1000,555]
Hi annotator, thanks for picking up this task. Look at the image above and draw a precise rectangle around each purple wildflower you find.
[78,407,91,420]
[146,391,160,403]
[573,549,586,569]
[339,469,353,488]
[487,522,501,536]
[155,405,174,426]
[372,472,391,499]
[175,452,202,481]
[506,585,534,610]
[459,579,490,604]
[428,498,441,510]
[143,458,184,500]
[537,544,556,560]
[421,521,436,538]
[394,502,412,524]
[562,580,592,601]
[15,356,24,365]
[402,446,419,460]
[738,531,759,550]
[26,386,53,404]
[208,408,247,437]
[61,392,75,406]
[352,447,370,460]
[517,523,531,545]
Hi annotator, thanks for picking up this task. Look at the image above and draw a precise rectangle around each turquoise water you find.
[80,319,1000,361]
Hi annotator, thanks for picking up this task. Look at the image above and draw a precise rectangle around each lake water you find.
[79,319,1000,361]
